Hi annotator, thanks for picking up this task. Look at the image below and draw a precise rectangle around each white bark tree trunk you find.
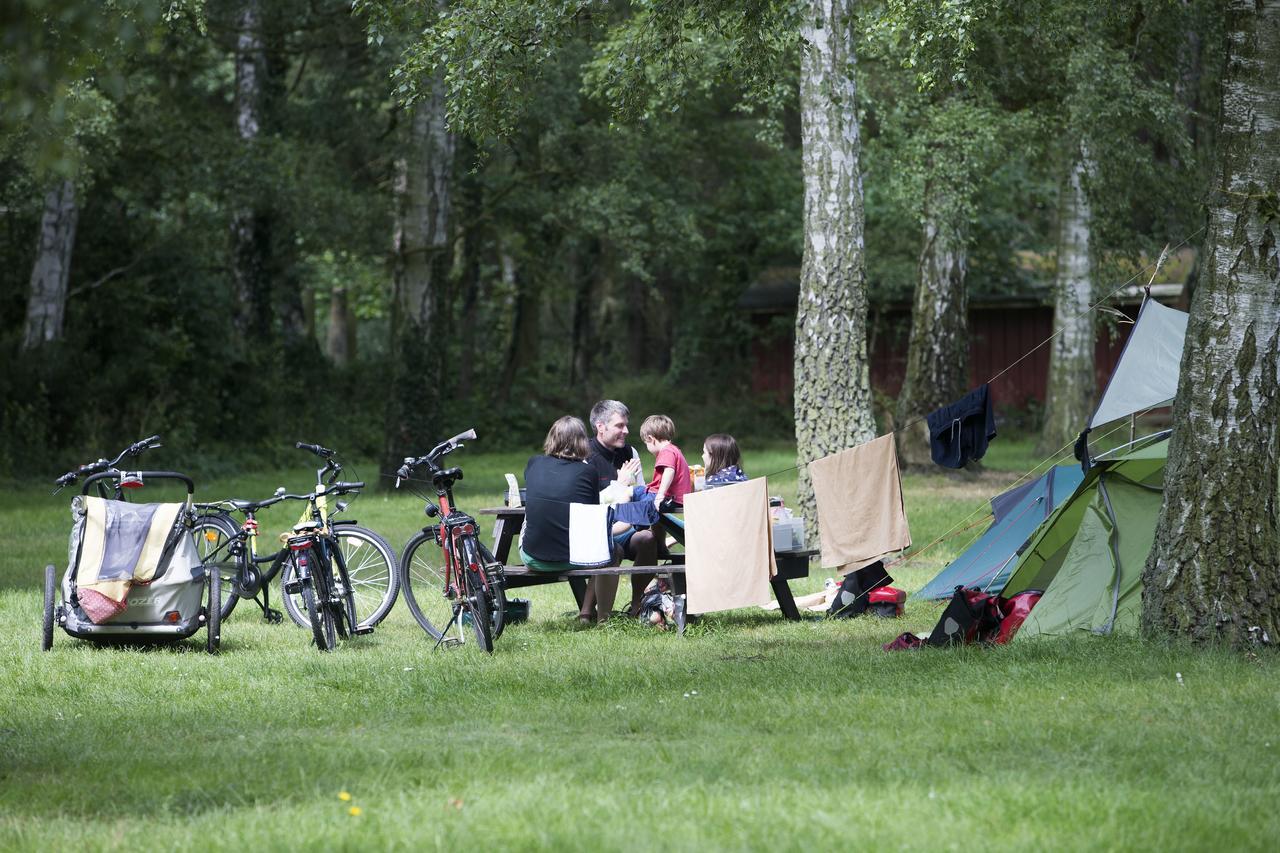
[794,0,877,521]
[383,46,455,475]
[1142,0,1280,646]
[895,184,970,468]
[21,179,79,350]
[325,286,353,367]
[1037,149,1096,455]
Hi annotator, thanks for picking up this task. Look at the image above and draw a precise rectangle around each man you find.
[586,399,643,492]
[584,399,660,618]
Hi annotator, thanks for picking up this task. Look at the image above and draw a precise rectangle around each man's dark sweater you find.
[586,436,639,490]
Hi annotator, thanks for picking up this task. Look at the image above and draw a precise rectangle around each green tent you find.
[1000,435,1168,639]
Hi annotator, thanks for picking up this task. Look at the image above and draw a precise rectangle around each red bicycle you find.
[395,429,507,653]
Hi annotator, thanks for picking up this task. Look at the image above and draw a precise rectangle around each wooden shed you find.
[741,272,1188,412]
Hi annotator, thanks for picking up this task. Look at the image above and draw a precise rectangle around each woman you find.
[520,416,620,624]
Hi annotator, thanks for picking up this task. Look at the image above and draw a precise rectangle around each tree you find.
[230,0,272,344]
[1141,0,1280,647]
[20,179,79,349]
[792,0,877,514]
[1037,146,1096,455]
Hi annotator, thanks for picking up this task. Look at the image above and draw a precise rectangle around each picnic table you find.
[478,506,817,620]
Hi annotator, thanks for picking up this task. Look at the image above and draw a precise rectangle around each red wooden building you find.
[743,275,1187,413]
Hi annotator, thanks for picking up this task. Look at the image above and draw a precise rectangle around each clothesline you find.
[762,224,1204,481]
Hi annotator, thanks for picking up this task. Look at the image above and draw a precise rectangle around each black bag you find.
[926,586,1004,646]
[828,561,893,619]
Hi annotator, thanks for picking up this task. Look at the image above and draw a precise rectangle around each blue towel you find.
[926,384,996,469]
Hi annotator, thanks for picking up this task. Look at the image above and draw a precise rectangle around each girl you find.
[702,433,748,488]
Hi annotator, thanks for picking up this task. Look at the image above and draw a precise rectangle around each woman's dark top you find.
[522,455,598,563]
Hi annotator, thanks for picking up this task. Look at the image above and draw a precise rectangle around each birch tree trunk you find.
[1142,0,1280,646]
[230,0,271,343]
[383,72,455,475]
[1037,150,1096,455]
[895,185,970,469]
[794,0,877,521]
[325,286,352,367]
[21,179,79,350]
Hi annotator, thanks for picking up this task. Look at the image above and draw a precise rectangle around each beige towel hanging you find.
[684,478,777,614]
[807,433,911,570]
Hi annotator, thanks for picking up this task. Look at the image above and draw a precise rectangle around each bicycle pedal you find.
[353,626,374,636]
[438,637,463,649]
[265,609,284,624]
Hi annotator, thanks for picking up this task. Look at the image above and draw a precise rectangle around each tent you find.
[999,434,1168,638]
[914,464,1084,600]
[1089,298,1188,429]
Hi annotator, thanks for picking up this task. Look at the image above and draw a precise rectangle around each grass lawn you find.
[0,440,1276,850]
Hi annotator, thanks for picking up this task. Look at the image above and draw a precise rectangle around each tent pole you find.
[1129,413,1136,444]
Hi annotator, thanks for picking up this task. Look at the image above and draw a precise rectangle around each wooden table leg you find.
[771,576,802,620]
[491,517,519,565]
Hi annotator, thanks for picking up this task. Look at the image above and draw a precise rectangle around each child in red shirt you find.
[639,414,693,509]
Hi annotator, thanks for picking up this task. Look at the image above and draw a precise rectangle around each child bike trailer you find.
[41,472,222,654]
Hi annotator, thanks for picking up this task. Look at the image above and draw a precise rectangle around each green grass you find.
[1,441,1276,850]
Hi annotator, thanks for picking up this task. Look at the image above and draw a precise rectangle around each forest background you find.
[0,0,1218,480]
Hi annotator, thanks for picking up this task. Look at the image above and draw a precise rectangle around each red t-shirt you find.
[645,443,693,506]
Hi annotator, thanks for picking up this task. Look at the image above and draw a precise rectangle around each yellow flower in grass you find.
[348,806,363,817]
[338,791,351,802]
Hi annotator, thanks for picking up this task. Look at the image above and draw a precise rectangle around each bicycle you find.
[190,442,399,648]
[395,429,507,653]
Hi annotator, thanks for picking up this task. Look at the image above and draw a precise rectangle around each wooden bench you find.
[479,506,816,621]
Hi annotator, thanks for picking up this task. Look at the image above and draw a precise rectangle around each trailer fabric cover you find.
[72,496,190,623]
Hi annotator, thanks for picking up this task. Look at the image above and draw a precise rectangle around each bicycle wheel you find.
[399,530,454,640]
[333,526,398,629]
[301,575,335,651]
[191,514,240,620]
[464,536,506,641]
[206,567,221,655]
[42,564,56,651]
[463,566,494,653]
[332,554,358,638]
[282,526,398,631]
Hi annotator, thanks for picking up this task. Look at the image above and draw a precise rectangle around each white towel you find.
[568,502,612,567]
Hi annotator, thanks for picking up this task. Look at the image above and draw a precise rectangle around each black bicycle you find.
[191,443,398,648]
[395,429,506,653]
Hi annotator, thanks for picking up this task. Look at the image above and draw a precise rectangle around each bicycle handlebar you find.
[393,428,477,488]
[53,434,164,491]
[295,441,335,459]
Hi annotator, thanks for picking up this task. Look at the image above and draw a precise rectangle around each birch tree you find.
[20,180,79,350]
[383,58,456,472]
[1037,147,1096,455]
[793,0,877,513]
[1142,0,1280,647]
